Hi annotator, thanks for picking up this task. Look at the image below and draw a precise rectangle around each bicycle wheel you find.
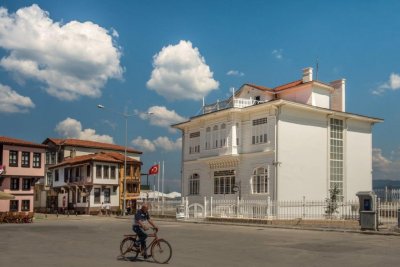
[151,239,172,264]
[120,237,139,260]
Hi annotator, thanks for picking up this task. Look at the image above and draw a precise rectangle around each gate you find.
[188,203,204,218]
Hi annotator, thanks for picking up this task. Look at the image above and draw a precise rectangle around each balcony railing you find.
[203,98,264,114]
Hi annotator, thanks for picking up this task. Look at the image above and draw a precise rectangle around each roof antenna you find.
[315,57,319,81]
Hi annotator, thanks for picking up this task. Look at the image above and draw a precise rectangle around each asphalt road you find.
[0,216,399,267]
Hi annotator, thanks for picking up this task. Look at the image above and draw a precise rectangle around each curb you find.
[152,217,400,236]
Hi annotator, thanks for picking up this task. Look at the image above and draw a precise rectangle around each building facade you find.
[173,68,383,205]
[36,138,142,213]
[0,137,46,212]
[49,152,141,214]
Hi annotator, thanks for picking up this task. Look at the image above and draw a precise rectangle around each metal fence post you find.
[302,196,306,219]
[204,196,207,218]
[210,197,213,217]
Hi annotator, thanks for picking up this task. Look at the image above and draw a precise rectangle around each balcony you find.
[203,98,265,114]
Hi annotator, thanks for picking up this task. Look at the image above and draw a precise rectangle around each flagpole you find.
[157,161,160,203]
[162,160,165,215]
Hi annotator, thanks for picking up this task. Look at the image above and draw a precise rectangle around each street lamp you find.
[97,104,152,216]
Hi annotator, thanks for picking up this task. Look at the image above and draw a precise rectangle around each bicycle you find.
[120,228,172,264]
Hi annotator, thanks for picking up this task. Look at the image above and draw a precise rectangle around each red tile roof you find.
[43,138,142,154]
[245,83,274,92]
[273,80,304,91]
[0,136,47,149]
[49,152,140,169]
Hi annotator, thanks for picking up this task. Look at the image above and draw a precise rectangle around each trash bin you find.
[356,191,378,231]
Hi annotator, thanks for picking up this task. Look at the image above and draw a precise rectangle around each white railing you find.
[141,199,182,216]
[202,98,266,114]
[374,188,400,202]
[377,198,400,226]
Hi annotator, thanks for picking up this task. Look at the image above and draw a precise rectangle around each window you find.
[104,166,109,179]
[10,178,19,190]
[21,200,30,211]
[111,166,116,179]
[94,188,101,204]
[9,200,18,211]
[47,172,53,186]
[104,188,110,203]
[126,165,131,176]
[46,152,56,164]
[55,170,59,182]
[9,150,18,167]
[252,117,268,145]
[189,173,200,195]
[75,167,80,178]
[64,168,70,182]
[205,127,211,150]
[213,170,235,194]
[21,152,30,167]
[189,132,200,154]
[220,124,227,147]
[329,118,344,200]
[77,190,81,203]
[87,165,91,177]
[22,178,31,191]
[212,125,219,148]
[96,165,102,178]
[251,167,268,194]
[33,153,41,168]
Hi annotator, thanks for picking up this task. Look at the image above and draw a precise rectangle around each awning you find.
[0,191,15,200]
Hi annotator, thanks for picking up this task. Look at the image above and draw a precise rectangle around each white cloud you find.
[132,136,156,152]
[55,117,114,143]
[147,40,219,101]
[138,106,187,133]
[0,83,35,113]
[226,70,244,77]
[272,49,283,60]
[372,148,400,180]
[131,136,181,152]
[373,73,400,95]
[153,136,182,151]
[0,5,123,101]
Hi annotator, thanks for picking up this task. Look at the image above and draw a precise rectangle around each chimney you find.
[302,67,313,83]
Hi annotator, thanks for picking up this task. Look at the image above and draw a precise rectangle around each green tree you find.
[325,184,340,218]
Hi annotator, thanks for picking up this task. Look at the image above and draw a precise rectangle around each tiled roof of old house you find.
[0,136,47,149]
[43,138,142,154]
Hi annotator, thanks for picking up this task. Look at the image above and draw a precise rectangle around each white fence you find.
[140,196,399,228]
[374,188,400,202]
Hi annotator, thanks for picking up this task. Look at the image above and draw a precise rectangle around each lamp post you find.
[97,104,152,216]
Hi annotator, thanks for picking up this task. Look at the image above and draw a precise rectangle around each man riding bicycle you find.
[132,203,158,259]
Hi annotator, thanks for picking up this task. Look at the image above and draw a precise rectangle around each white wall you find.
[277,106,328,200]
[345,120,372,199]
[279,87,312,105]
[312,87,330,109]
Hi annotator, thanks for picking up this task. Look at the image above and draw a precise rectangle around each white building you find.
[173,67,383,205]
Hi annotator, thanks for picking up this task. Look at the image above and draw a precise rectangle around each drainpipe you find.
[181,130,185,197]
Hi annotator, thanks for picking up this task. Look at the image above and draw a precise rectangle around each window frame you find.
[251,167,269,194]
[9,200,19,211]
[10,178,20,190]
[21,200,30,211]
[9,150,18,167]
[22,178,31,191]
[189,173,200,195]
[33,152,41,168]
[21,151,30,168]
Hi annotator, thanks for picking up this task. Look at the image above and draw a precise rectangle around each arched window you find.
[189,173,200,195]
[251,167,268,194]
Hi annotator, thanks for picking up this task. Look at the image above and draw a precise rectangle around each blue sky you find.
[1,0,400,191]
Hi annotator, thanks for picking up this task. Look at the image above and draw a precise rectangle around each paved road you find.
[0,216,399,267]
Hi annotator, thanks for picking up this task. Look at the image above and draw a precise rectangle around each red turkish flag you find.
[148,164,159,175]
